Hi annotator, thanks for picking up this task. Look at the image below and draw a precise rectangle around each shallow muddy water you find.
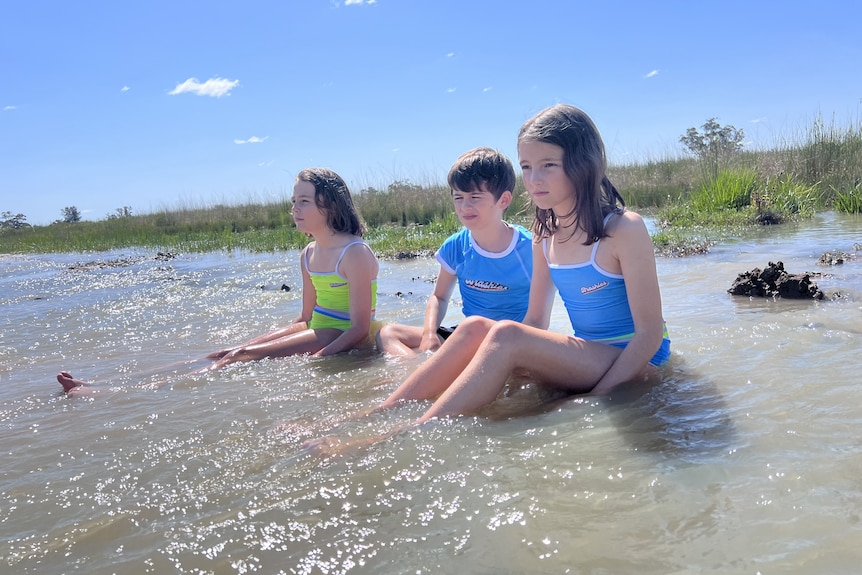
[1,212,861,574]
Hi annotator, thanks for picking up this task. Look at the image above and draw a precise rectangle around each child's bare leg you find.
[378,316,495,408]
[416,321,620,424]
[376,324,424,356]
[209,327,341,369]
[206,322,309,359]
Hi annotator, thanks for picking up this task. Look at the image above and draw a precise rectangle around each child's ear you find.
[498,190,513,210]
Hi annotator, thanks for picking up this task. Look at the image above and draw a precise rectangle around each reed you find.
[833,182,862,213]
[2,113,861,255]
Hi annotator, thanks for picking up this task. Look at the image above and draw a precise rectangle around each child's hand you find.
[418,333,442,352]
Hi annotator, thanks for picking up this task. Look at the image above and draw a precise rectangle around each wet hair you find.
[517,104,625,243]
[447,147,516,201]
[295,167,366,237]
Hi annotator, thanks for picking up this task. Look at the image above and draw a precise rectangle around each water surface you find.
[2,213,861,574]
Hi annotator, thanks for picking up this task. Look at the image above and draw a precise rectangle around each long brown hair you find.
[295,168,366,236]
[518,104,624,243]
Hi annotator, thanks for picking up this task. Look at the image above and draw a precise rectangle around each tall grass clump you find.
[759,173,819,219]
[833,181,862,213]
[690,169,757,212]
[610,153,698,209]
[757,113,862,205]
[354,179,452,227]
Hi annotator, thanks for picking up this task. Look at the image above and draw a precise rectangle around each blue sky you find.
[2,0,861,226]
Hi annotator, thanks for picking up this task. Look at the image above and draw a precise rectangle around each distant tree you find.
[107,206,133,219]
[680,118,745,179]
[0,211,30,230]
[61,206,82,223]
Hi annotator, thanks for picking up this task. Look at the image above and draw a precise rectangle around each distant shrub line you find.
[2,113,860,256]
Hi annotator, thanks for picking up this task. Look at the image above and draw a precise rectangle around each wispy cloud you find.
[750,117,767,124]
[345,0,376,5]
[482,86,492,93]
[169,77,239,98]
[644,69,659,79]
[446,52,455,58]
[120,86,130,92]
[3,105,16,111]
[234,136,269,144]
[446,87,456,93]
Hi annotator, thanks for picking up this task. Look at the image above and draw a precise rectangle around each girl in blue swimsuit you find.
[361,104,671,426]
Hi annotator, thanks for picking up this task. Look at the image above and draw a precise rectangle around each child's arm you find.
[590,212,665,395]
[418,267,458,351]
[295,244,317,324]
[522,240,554,330]
[315,243,378,356]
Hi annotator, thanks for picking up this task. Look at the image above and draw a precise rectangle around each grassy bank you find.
[2,114,860,258]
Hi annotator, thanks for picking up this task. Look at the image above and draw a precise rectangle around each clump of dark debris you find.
[728,260,824,299]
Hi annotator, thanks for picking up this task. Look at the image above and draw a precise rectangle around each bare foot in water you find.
[57,371,88,392]
[301,429,399,458]
[301,436,359,457]
[56,371,102,396]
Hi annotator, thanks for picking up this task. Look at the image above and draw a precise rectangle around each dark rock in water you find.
[728,261,824,299]
[281,284,291,292]
[755,211,782,225]
[817,250,849,266]
[155,252,178,261]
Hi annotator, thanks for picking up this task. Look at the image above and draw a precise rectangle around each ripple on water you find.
[1,219,862,573]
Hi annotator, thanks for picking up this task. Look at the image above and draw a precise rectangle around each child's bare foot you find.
[204,349,230,360]
[301,435,364,457]
[57,371,88,392]
[57,372,104,396]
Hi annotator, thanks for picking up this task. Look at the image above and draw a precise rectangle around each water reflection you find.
[1,213,861,573]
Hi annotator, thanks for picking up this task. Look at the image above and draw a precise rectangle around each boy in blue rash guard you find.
[376,147,532,356]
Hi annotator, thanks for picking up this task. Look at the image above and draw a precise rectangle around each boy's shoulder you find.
[508,222,533,239]
[441,226,471,245]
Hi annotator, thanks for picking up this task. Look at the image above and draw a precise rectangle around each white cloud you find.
[750,117,767,124]
[482,86,492,92]
[446,87,456,93]
[121,86,130,92]
[446,52,455,58]
[169,77,239,98]
[644,69,659,78]
[234,136,269,144]
[3,105,16,111]
[345,0,376,5]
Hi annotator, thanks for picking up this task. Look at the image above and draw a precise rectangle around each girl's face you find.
[517,140,575,214]
[291,180,328,234]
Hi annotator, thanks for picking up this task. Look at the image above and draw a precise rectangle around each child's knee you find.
[487,320,524,346]
[458,316,495,339]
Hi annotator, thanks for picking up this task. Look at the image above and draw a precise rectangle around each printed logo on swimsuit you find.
[465,279,509,291]
[329,282,348,288]
[580,281,609,294]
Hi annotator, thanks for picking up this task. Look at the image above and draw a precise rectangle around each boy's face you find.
[451,183,511,230]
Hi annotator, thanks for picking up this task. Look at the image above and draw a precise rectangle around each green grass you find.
[832,181,862,213]
[2,113,860,256]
